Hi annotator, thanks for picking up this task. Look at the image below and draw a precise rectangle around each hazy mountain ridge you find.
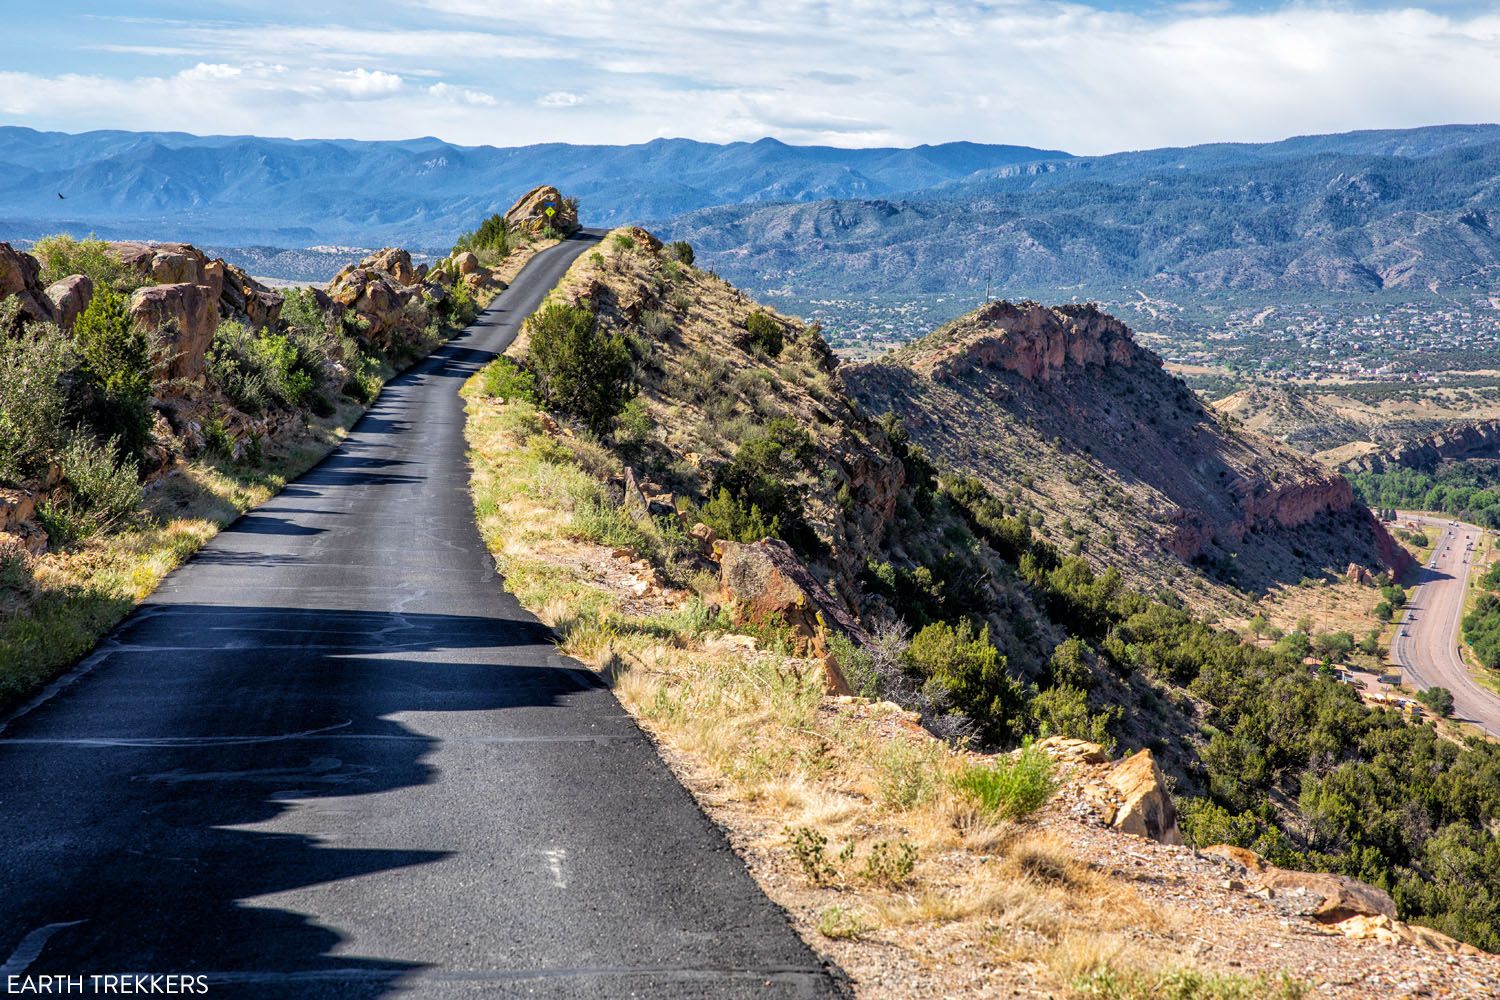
[666,135,1500,305]
[0,127,1066,248]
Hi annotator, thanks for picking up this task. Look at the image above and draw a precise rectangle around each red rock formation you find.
[129,283,219,382]
[919,301,1147,383]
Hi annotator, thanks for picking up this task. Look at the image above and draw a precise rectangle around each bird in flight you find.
[57,192,65,199]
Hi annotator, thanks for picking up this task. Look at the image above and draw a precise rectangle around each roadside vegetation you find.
[459,228,1500,958]
[0,224,545,711]
[1352,461,1500,528]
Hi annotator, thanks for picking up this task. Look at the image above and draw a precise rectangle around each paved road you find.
[0,235,846,999]
[1391,513,1500,737]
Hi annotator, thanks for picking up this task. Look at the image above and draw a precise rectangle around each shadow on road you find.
[1,605,588,999]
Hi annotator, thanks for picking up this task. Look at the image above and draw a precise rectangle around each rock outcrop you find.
[44,274,93,330]
[128,283,219,382]
[1343,418,1500,475]
[846,299,1408,606]
[504,185,579,236]
[716,538,860,693]
[0,243,56,329]
[914,301,1143,383]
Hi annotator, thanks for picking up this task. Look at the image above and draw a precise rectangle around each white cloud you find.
[429,82,498,106]
[11,3,1500,151]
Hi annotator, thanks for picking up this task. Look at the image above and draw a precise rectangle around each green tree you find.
[525,303,634,434]
[70,285,154,469]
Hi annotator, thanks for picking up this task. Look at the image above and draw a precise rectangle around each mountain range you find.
[664,124,1500,301]
[4,123,1500,309]
[0,126,1064,248]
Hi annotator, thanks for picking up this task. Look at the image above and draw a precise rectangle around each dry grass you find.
[456,339,1297,996]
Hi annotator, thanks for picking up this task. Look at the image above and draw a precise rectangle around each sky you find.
[1,1,1498,154]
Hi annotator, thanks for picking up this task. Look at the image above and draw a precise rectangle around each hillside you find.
[0,127,1065,248]
[1210,382,1500,465]
[453,228,1500,982]
[664,126,1500,303]
[843,301,1407,608]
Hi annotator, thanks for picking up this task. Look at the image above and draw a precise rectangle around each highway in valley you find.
[1390,514,1500,737]
[0,234,846,999]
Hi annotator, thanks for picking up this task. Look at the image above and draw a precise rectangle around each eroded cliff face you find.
[916,301,1144,383]
[848,300,1405,604]
[1343,419,1500,474]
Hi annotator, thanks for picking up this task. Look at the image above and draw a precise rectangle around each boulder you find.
[1035,735,1110,766]
[128,282,219,382]
[219,261,282,330]
[717,538,860,693]
[1257,867,1397,923]
[44,274,93,330]
[454,251,480,276]
[365,248,419,287]
[0,243,56,329]
[1327,914,1482,955]
[1090,749,1182,845]
[504,184,579,236]
[1204,844,1400,925]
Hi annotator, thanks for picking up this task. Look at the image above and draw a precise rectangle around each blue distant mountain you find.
[0,127,1070,248]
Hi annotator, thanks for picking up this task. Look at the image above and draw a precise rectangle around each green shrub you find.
[857,841,918,887]
[666,240,695,266]
[815,906,866,941]
[709,417,816,548]
[686,487,779,543]
[873,738,943,810]
[57,434,142,530]
[1416,686,1454,717]
[1029,683,1119,753]
[207,321,273,412]
[525,303,634,433]
[906,619,1028,743]
[952,742,1058,820]
[612,232,636,252]
[453,214,513,262]
[743,311,783,356]
[481,357,538,404]
[0,324,72,484]
[613,397,654,447]
[31,234,136,290]
[70,285,155,469]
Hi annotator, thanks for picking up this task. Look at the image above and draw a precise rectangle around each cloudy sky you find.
[2,1,1498,154]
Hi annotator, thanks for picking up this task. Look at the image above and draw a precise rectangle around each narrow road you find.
[1391,513,1500,737]
[0,235,846,999]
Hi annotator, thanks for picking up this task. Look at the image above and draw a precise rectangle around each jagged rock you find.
[1204,844,1404,927]
[219,261,282,330]
[0,242,56,328]
[44,274,93,330]
[916,301,1142,384]
[1328,914,1483,955]
[0,489,38,532]
[504,184,579,236]
[716,538,859,693]
[326,259,414,349]
[1089,749,1182,845]
[454,252,480,276]
[129,282,219,382]
[364,248,420,287]
[1035,735,1110,766]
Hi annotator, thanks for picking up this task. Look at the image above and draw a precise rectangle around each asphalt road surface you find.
[1391,513,1500,737]
[0,234,847,999]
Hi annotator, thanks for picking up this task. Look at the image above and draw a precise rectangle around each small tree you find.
[70,285,154,469]
[667,241,695,266]
[743,311,783,356]
[1417,686,1455,718]
[525,303,633,433]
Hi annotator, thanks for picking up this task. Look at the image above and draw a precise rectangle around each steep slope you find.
[844,301,1407,607]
